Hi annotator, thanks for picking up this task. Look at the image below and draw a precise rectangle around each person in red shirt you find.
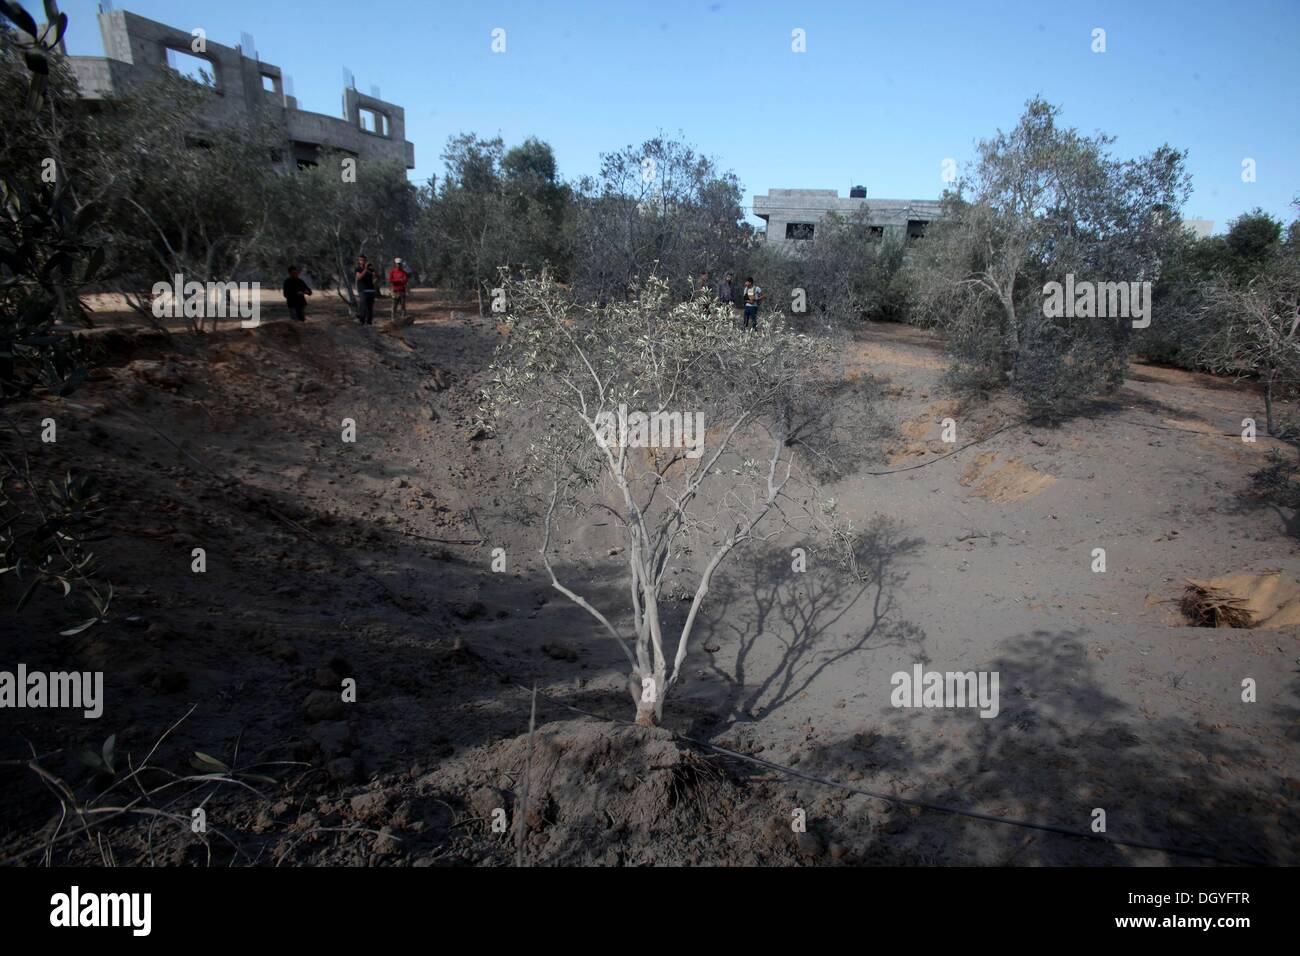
[388,257,411,325]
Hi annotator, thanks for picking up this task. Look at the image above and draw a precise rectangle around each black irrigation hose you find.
[52,389,1274,868]
[481,667,1271,868]
[861,418,1035,475]
[1110,416,1275,439]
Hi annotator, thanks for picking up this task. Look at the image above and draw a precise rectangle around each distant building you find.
[65,8,415,170]
[753,187,944,248]
[1182,218,1215,239]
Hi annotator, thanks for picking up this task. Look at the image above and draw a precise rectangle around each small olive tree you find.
[485,273,853,724]
[1197,242,1300,437]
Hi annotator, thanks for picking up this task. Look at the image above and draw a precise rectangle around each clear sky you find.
[60,0,1299,233]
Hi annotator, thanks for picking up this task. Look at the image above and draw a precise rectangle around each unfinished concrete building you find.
[753,187,944,249]
[66,7,415,170]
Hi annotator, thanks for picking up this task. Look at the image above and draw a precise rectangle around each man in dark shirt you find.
[282,265,312,322]
[355,255,378,325]
[717,272,734,307]
[741,277,763,330]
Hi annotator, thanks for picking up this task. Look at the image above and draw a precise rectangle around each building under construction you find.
[66,7,415,170]
[753,187,944,248]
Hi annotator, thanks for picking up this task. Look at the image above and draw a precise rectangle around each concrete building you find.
[1182,218,1215,239]
[753,187,944,249]
[66,8,415,170]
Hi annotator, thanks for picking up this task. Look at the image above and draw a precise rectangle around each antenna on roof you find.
[239,31,257,61]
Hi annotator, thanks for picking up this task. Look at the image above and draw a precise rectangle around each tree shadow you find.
[785,370,894,484]
[676,514,926,739]
[788,628,1298,865]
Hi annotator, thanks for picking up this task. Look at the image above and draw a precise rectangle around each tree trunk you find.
[336,245,356,307]
[634,658,667,726]
[633,585,667,725]
[1002,294,1019,381]
[1265,368,1277,436]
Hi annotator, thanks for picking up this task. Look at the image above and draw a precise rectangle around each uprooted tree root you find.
[1179,582,1255,629]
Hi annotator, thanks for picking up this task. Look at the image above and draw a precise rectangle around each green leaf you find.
[191,751,230,773]
[237,772,279,787]
[0,1,38,38]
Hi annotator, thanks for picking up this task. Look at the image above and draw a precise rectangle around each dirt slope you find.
[1,292,1296,866]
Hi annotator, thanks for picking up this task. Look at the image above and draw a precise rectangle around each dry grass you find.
[1179,582,1255,628]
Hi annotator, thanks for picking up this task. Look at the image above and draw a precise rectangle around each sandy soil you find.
[1,290,1296,866]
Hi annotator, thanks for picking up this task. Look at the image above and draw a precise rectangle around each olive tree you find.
[571,137,752,305]
[485,274,855,724]
[1,0,112,630]
[786,206,911,323]
[1197,234,1300,437]
[88,71,286,327]
[1141,209,1288,368]
[909,97,1190,414]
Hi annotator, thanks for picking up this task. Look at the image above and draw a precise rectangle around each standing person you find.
[282,265,312,322]
[741,276,763,330]
[355,255,378,325]
[717,272,734,309]
[694,270,713,314]
[388,257,411,325]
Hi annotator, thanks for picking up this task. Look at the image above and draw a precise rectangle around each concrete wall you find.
[754,188,944,249]
[66,9,415,170]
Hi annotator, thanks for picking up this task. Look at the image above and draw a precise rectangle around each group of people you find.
[282,258,765,330]
[699,271,764,330]
[280,255,412,326]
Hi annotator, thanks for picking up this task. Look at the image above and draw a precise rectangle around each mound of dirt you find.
[959,452,1056,503]
[1183,571,1300,629]
[886,399,960,462]
[423,721,758,866]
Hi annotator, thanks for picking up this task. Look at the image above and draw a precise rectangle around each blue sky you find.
[61,0,1299,233]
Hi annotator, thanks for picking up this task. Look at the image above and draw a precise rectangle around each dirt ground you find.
[1,289,1296,866]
